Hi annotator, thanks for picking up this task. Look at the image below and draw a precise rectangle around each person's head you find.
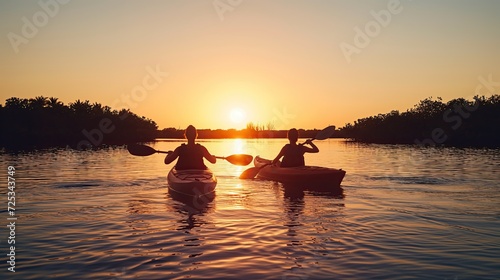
[184,125,198,141]
[287,128,298,143]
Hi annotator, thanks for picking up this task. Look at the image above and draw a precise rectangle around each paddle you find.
[127,144,254,166]
[239,126,335,179]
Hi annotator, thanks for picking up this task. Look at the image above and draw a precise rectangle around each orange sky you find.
[1,1,499,130]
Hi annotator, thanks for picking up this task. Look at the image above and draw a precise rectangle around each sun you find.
[229,108,246,126]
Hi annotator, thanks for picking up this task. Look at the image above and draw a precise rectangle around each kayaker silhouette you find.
[164,125,216,170]
[272,128,319,167]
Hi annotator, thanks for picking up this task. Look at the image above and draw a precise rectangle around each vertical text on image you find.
[7,166,17,273]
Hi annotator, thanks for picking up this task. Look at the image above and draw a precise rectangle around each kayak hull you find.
[167,167,217,196]
[254,156,346,188]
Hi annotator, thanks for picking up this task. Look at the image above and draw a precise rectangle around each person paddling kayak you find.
[164,125,216,170]
[272,128,319,167]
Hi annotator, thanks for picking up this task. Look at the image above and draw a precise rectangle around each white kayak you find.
[167,167,217,196]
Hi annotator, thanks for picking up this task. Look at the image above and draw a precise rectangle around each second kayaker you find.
[164,125,216,170]
[272,128,319,167]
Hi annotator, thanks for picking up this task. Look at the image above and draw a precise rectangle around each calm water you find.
[1,139,499,279]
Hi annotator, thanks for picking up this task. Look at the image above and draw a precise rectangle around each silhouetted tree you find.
[341,95,500,148]
[0,96,158,150]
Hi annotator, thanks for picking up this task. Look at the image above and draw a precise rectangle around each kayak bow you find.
[167,167,217,196]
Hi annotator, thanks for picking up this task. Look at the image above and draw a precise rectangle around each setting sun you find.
[229,108,246,127]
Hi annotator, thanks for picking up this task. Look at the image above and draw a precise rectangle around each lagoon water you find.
[1,139,499,279]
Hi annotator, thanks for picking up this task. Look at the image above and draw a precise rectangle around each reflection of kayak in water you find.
[168,185,215,212]
[167,167,217,197]
[254,156,346,188]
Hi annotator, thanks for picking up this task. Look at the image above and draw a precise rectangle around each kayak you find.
[167,167,217,196]
[254,156,346,187]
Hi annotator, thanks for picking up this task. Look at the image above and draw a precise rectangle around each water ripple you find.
[2,140,499,279]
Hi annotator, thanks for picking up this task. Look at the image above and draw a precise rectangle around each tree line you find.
[157,127,333,139]
[3,95,498,150]
[339,95,500,148]
[0,96,158,150]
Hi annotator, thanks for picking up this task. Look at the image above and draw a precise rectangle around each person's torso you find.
[175,144,207,170]
[281,144,305,167]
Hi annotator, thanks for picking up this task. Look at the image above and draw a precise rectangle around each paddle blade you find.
[239,166,261,179]
[314,125,335,140]
[224,154,254,166]
[127,144,157,156]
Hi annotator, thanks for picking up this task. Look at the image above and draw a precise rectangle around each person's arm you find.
[202,146,216,164]
[302,139,319,153]
[272,145,287,165]
[164,148,178,164]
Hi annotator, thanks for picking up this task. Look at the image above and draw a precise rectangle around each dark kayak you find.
[254,156,346,188]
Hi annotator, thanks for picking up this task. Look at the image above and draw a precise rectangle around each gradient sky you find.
[1,0,499,130]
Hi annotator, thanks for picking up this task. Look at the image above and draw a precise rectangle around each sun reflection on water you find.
[232,138,244,154]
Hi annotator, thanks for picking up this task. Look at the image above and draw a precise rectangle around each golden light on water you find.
[232,138,245,154]
[7,139,500,278]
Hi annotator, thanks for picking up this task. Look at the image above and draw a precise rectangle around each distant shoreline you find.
[2,95,499,150]
[155,128,342,140]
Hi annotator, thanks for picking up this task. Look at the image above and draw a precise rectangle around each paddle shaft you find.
[299,137,315,146]
[151,151,235,160]
[127,144,253,165]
